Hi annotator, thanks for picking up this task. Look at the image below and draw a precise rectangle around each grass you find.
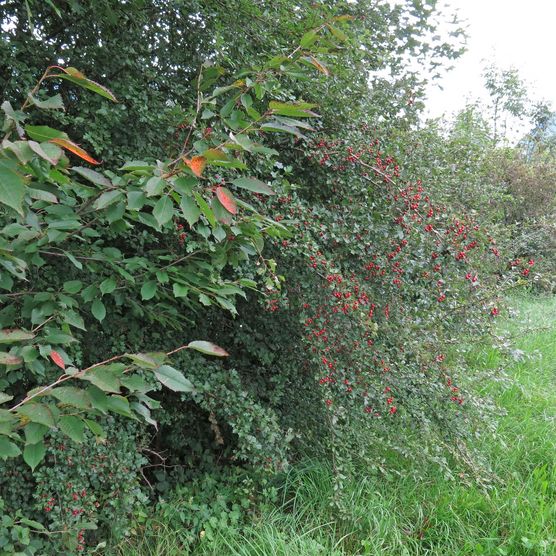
[117,294,556,556]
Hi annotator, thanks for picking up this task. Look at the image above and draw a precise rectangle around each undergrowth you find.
[116,293,556,556]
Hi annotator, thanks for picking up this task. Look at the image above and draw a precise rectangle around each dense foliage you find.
[0,1,553,554]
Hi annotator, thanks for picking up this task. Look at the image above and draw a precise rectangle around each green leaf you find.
[300,29,318,48]
[121,375,151,393]
[156,270,169,283]
[94,190,122,210]
[23,441,46,470]
[0,158,26,216]
[0,329,34,343]
[260,121,307,139]
[2,99,25,124]
[0,410,16,423]
[0,392,13,404]
[274,116,316,131]
[172,283,189,298]
[24,423,48,444]
[84,368,121,393]
[29,186,58,203]
[180,195,201,226]
[131,402,157,428]
[0,437,21,459]
[268,101,318,118]
[100,277,117,294]
[19,517,46,531]
[50,387,91,409]
[229,132,255,152]
[145,176,166,197]
[50,67,117,102]
[154,365,194,393]
[172,176,197,196]
[210,84,239,98]
[58,415,85,443]
[41,142,64,164]
[105,395,134,418]
[80,521,99,530]
[84,418,105,438]
[140,280,157,301]
[28,93,64,110]
[125,352,165,369]
[120,160,153,172]
[327,23,348,41]
[44,331,75,345]
[64,310,86,331]
[193,192,216,227]
[71,167,111,187]
[3,139,34,164]
[153,196,174,226]
[265,55,288,69]
[127,190,146,210]
[25,125,67,142]
[203,148,229,162]
[28,140,58,165]
[87,385,108,413]
[17,403,55,428]
[91,299,106,322]
[63,280,83,294]
[198,293,212,306]
[187,340,229,357]
[231,177,275,195]
[64,251,83,270]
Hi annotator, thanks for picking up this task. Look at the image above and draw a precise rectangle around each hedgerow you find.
[0,2,549,553]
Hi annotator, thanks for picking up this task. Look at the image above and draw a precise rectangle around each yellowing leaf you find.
[327,24,348,41]
[203,148,228,162]
[308,56,330,76]
[184,155,207,177]
[187,341,229,357]
[0,329,35,344]
[49,67,118,102]
[49,138,100,165]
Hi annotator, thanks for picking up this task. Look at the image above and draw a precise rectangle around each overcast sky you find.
[425,0,556,129]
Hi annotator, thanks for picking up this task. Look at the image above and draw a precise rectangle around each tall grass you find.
[117,294,556,555]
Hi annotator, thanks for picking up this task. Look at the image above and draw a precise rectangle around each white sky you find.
[425,0,556,126]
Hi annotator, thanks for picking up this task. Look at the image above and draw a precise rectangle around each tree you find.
[482,64,529,144]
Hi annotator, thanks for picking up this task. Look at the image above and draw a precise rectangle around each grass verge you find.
[117,294,556,556]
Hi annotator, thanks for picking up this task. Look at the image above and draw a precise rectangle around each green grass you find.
[117,294,556,556]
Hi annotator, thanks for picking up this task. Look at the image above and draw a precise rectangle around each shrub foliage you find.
[0,1,551,553]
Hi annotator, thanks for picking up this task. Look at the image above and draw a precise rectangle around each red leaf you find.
[50,350,65,370]
[49,138,100,165]
[184,156,206,177]
[215,187,237,215]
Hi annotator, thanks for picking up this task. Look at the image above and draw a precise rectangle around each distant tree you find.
[482,64,528,143]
